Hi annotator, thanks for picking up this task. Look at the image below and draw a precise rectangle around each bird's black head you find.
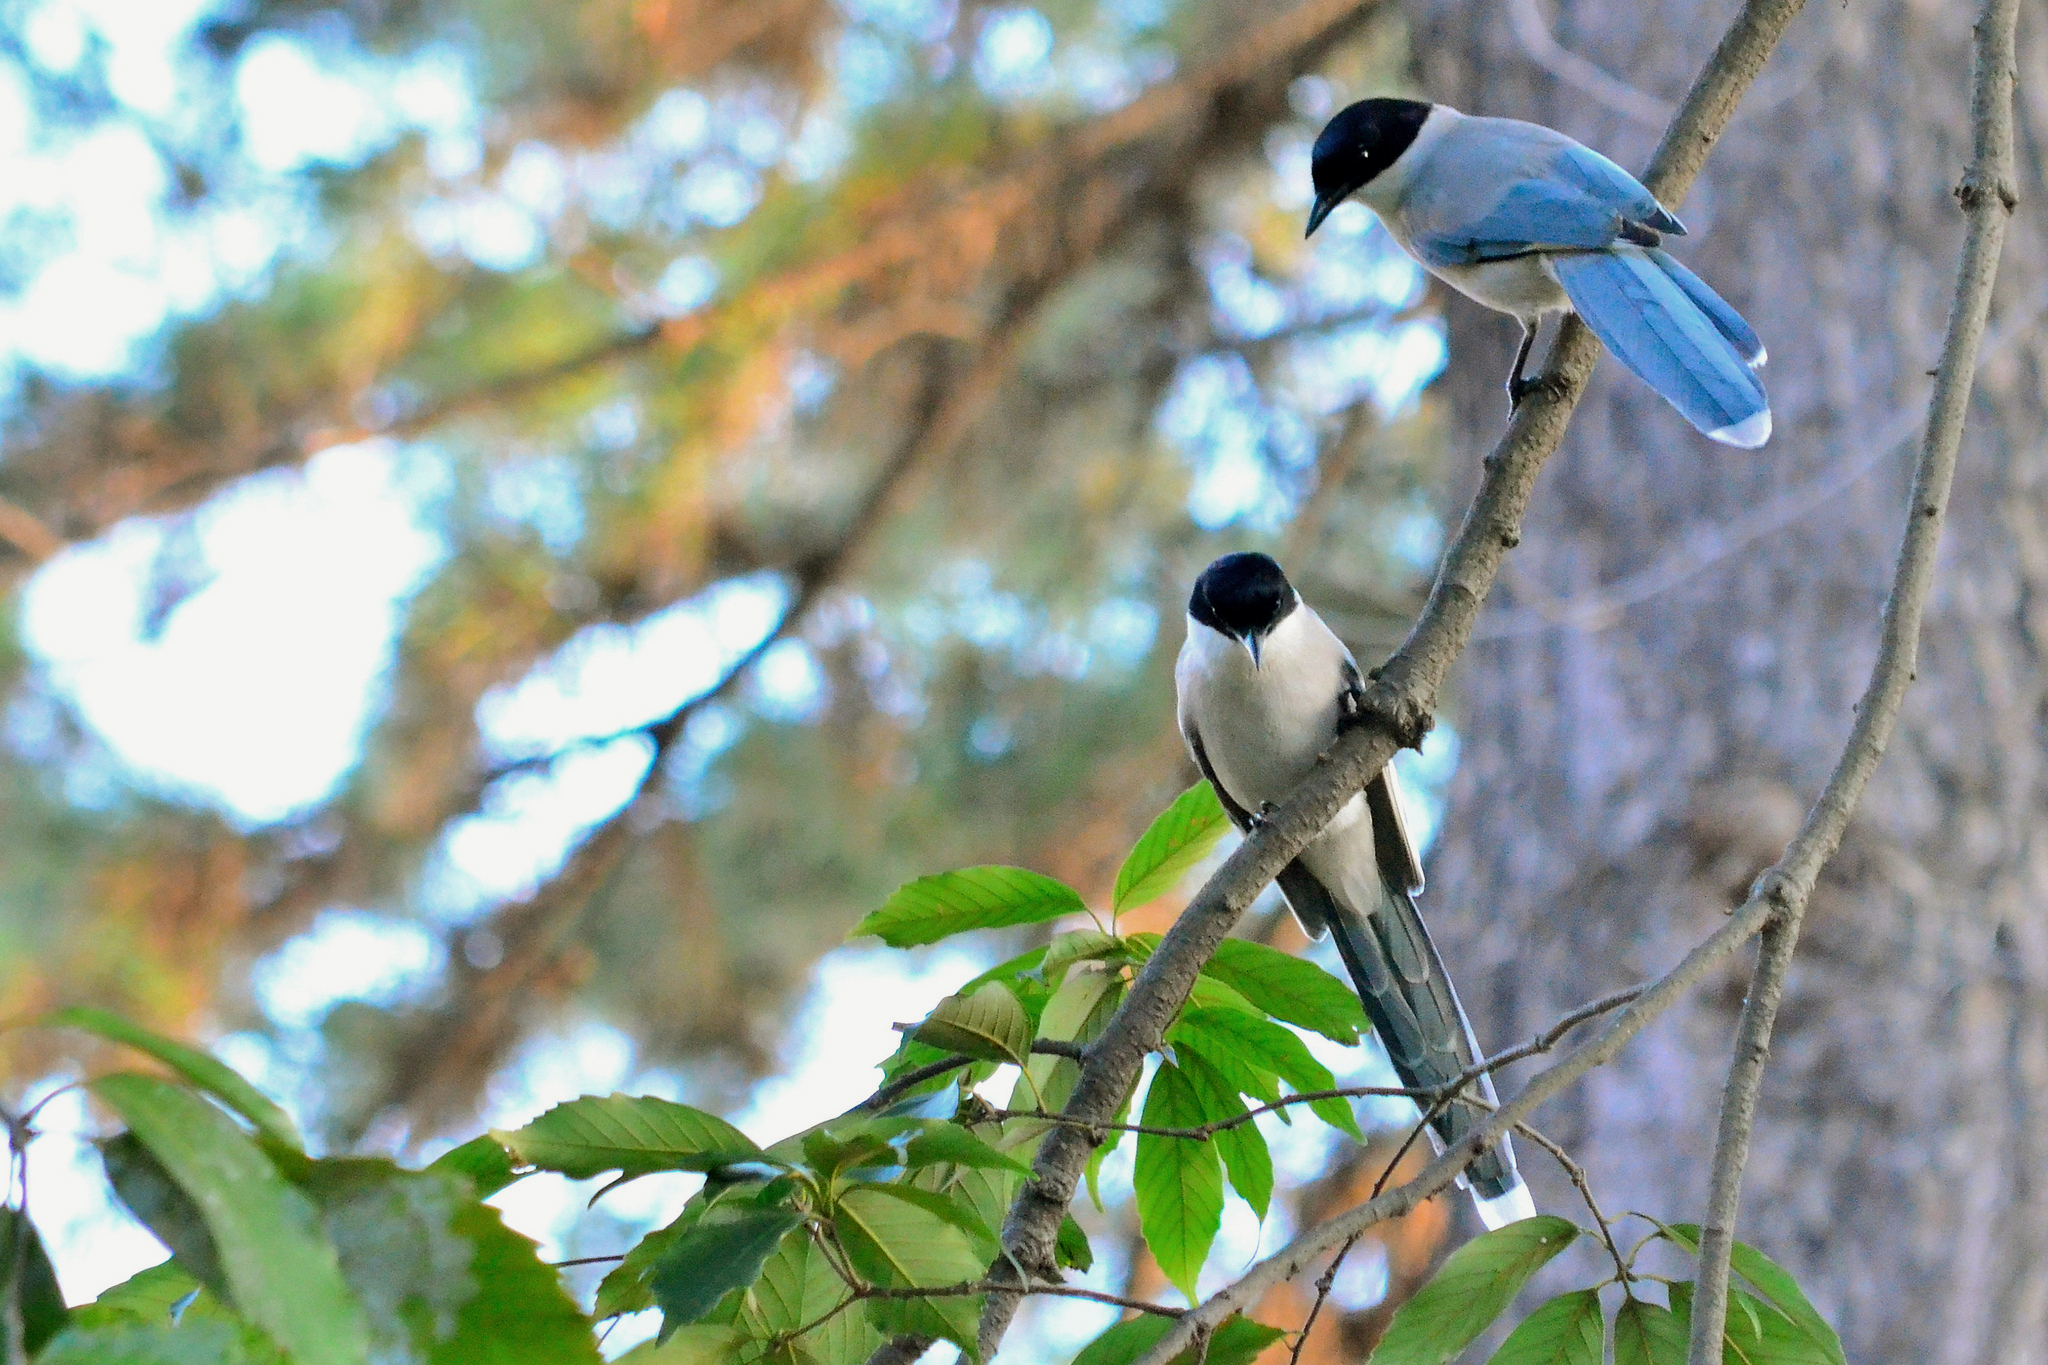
[1307,97,1432,237]
[1190,552,1298,665]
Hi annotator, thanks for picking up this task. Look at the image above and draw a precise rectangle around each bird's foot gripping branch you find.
[3,782,1844,1365]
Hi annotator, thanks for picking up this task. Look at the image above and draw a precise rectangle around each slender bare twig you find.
[1512,1122,1629,1287]
[1287,1234,1362,1365]
[1685,1,2019,1360]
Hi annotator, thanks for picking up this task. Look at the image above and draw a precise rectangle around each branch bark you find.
[1684,0,2020,1357]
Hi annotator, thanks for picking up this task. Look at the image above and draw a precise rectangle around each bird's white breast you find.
[1176,606,1380,910]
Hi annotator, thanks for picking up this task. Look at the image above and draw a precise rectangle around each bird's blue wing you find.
[1408,123,1683,268]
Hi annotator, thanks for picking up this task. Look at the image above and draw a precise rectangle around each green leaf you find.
[851,867,1087,947]
[910,982,1033,1067]
[599,1212,697,1320]
[49,1007,302,1152]
[846,1182,998,1258]
[1171,1007,1361,1140]
[91,1073,370,1365]
[1369,1216,1581,1365]
[494,1093,764,1178]
[1663,1226,1846,1365]
[651,1208,808,1336]
[1133,1061,1223,1303]
[1175,1051,1272,1220]
[294,1156,600,1364]
[838,1183,987,1358]
[615,1325,749,1365]
[426,1133,520,1197]
[0,1208,69,1352]
[100,1133,232,1301]
[1044,928,1126,979]
[737,1228,882,1365]
[902,1123,1032,1175]
[833,1185,986,1288]
[1114,784,1232,914]
[1055,1214,1093,1272]
[1613,1298,1689,1365]
[1201,940,1368,1045]
[1072,1313,1283,1365]
[37,1320,278,1365]
[1486,1290,1603,1365]
[801,1126,898,1179]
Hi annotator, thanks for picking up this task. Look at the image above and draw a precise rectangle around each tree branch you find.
[1685,0,2020,1357]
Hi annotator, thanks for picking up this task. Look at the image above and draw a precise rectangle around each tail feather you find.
[1647,248,1765,367]
[1275,861,1528,1212]
[1552,245,1771,448]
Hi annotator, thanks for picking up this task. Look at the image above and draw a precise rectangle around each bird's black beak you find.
[1240,633,1262,669]
[1305,190,1341,238]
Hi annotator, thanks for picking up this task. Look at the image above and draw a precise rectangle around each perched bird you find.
[1175,552,1535,1229]
[1306,98,1770,448]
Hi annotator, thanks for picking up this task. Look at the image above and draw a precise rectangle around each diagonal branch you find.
[1684,0,2020,1358]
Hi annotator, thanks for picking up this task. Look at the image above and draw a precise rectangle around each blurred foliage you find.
[0,0,1449,1152]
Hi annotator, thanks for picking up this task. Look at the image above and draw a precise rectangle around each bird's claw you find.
[1337,681,1369,727]
[1506,374,1538,410]
[1246,801,1280,831]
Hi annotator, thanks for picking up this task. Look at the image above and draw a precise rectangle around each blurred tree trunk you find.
[1402,0,2048,1358]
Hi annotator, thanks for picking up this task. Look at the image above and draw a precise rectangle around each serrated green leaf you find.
[50,1008,302,1152]
[840,1186,988,1360]
[91,1073,369,1365]
[1369,1215,1581,1365]
[1072,1313,1283,1365]
[1175,1051,1272,1220]
[911,981,1033,1067]
[851,867,1086,947]
[0,1208,69,1352]
[1486,1290,1602,1365]
[651,1209,808,1337]
[1662,1226,1846,1365]
[902,1124,1031,1175]
[1114,784,1232,914]
[1134,1061,1223,1303]
[426,1133,520,1197]
[847,1182,998,1258]
[494,1093,764,1178]
[1056,1214,1093,1272]
[833,1185,985,1288]
[1171,1007,1361,1140]
[1614,1298,1689,1365]
[1201,940,1368,1045]
[737,1227,883,1365]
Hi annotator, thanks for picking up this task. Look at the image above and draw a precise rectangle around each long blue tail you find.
[1552,246,1771,447]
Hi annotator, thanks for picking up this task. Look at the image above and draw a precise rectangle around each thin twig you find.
[1684,1,2019,1359]
[1511,1122,1629,1287]
[1287,1235,1361,1365]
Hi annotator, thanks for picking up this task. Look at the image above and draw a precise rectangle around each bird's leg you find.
[1505,319,1539,409]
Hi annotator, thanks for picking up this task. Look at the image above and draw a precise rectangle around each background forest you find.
[0,0,2039,1361]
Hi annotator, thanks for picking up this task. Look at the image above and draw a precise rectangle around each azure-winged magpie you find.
[1307,98,1770,448]
[1175,551,1534,1228]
